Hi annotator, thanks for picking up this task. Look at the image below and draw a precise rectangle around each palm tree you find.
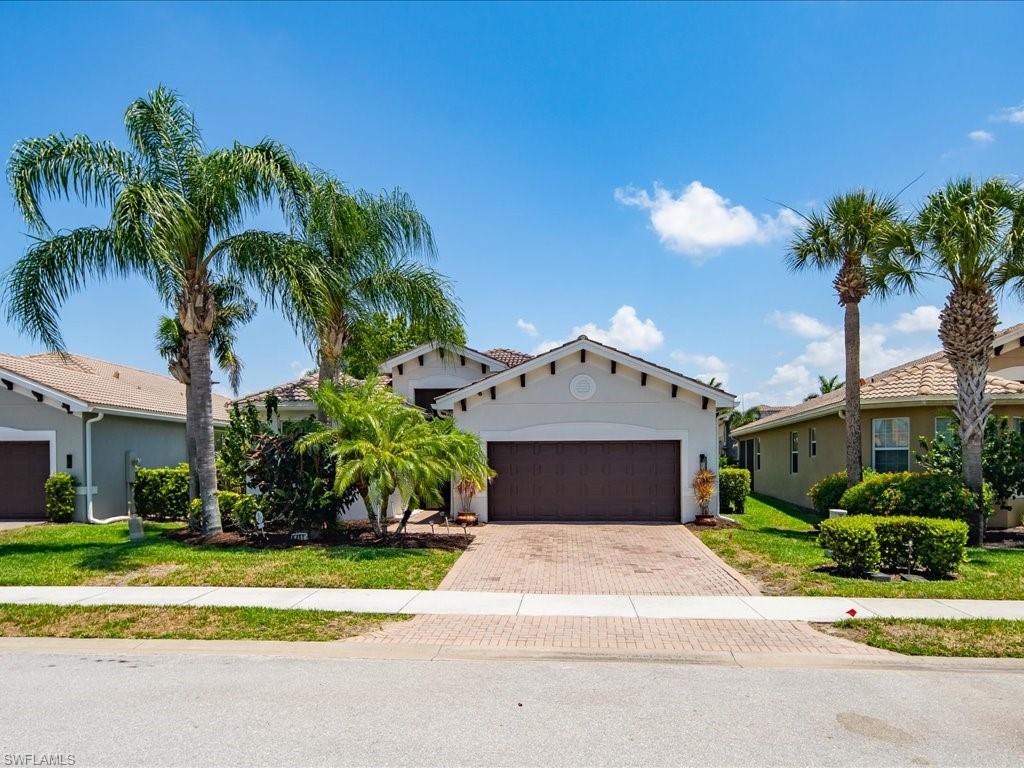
[299,379,492,538]
[804,374,843,401]
[702,376,724,389]
[156,278,256,500]
[235,172,463,388]
[787,191,903,487]
[876,178,1024,544]
[4,86,307,534]
[727,406,762,429]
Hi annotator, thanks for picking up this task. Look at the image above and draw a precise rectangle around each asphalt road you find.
[2,650,1023,767]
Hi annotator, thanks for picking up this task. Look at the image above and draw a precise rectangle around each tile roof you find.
[235,372,388,405]
[732,350,1024,436]
[483,348,534,367]
[0,352,230,422]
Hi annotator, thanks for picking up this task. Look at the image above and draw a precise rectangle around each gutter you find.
[84,413,128,525]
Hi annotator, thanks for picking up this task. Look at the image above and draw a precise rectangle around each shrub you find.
[807,471,850,516]
[719,467,750,514]
[188,491,263,533]
[217,403,268,493]
[133,464,190,520]
[818,516,880,574]
[44,472,77,522]
[873,516,968,576]
[838,471,981,521]
[243,417,357,532]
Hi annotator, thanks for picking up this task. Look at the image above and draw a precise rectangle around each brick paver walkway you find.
[352,615,889,655]
[438,523,759,596]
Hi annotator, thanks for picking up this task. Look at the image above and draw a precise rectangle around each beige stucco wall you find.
[740,403,1024,520]
[449,348,720,523]
[990,345,1024,381]
[387,348,496,407]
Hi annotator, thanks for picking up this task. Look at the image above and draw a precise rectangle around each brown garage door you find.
[488,441,680,522]
[0,442,50,520]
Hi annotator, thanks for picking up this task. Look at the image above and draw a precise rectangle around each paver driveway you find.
[438,523,759,596]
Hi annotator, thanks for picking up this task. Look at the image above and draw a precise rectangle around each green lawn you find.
[0,522,460,590]
[0,603,404,642]
[695,494,1024,599]
[825,618,1024,657]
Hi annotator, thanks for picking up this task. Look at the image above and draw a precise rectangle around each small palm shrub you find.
[691,468,717,517]
[818,516,881,574]
[134,464,190,520]
[44,472,77,522]
[719,468,750,514]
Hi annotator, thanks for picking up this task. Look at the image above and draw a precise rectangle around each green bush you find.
[133,464,190,520]
[719,467,750,514]
[838,471,981,521]
[807,471,850,516]
[873,516,968,576]
[188,491,263,533]
[818,516,880,574]
[44,473,77,523]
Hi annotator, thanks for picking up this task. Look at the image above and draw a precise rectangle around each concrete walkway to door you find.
[436,523,760,596]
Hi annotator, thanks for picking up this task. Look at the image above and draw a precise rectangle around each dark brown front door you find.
[0,442,50,520]
[487,441,680,522]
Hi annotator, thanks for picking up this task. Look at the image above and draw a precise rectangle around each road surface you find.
[2,648,1023,766]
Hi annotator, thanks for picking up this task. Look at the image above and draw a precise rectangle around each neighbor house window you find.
[809,427,817,457]
[755,438,761,471]
[873,417,910,472]
[935,416,955,437]
[790,432,799,474]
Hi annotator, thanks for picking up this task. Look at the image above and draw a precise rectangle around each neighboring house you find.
[0,352,230,523]
[731,323,1024,528]
[243,336,734,523]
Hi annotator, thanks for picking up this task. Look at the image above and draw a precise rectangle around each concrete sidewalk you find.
[3,585,1024,622]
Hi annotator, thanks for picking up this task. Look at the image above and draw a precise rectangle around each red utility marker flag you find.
[846,609,857,617]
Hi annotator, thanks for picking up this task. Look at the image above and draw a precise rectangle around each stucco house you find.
[0,352,230,523]
[243,336,735,522]
[731,322,1024,528]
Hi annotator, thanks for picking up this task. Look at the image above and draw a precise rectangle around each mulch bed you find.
[164,520,474,552]
[984,526,1024,549]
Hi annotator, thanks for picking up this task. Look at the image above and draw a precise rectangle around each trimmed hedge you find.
[837,471,986,521]
[188,491,263,533]
[807,471,850,516]
[44,472,77,523]
[819,515,968,577]
[818,516,881,574]
[719,467,751,514]
[133,464,190,520]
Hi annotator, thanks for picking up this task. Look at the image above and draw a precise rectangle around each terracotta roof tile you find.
[235,372,389,405]
[0,352,230,422]
[483,348,534,367]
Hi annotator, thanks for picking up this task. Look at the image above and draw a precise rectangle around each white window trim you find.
[809,427,817,457]
[790,431,799,474]
[934,416,954,437]
[872,416,910,472]
[754,438,761,471]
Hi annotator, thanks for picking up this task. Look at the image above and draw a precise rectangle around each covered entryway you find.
[0,441,50,520]
[487,440,680,522]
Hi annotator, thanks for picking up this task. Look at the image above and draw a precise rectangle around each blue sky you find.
[1,1,1023,406]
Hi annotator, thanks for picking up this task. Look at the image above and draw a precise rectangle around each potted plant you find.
[455,477,481,525]
[692,468,717,526]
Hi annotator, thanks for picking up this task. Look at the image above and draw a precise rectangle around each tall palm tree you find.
[232,172,463,388]
[787,191,903,487]
[156,278,256,500]
[4,86,307,534]
[299,379,492,538]
[876,178,1024,544]
[727,406,762,429]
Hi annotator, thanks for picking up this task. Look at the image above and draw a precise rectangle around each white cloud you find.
[670,351,730,386]
[968,129,994,144]
[767,310,834,339]
[892,305,940,334]
[534,305,664,355]
[993,104,1024,124]
[516,318,538,337]
[615,181,800,259]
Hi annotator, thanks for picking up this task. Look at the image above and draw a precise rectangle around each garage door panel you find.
[488,440,679,522]
[0,441,50,520]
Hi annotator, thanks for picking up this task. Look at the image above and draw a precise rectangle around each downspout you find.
[85,413,128,524]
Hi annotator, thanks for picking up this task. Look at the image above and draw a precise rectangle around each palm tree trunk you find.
[187,332,222,535]
[940,286,996,546]
[844,300,863,486]
[185,383,199,501]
